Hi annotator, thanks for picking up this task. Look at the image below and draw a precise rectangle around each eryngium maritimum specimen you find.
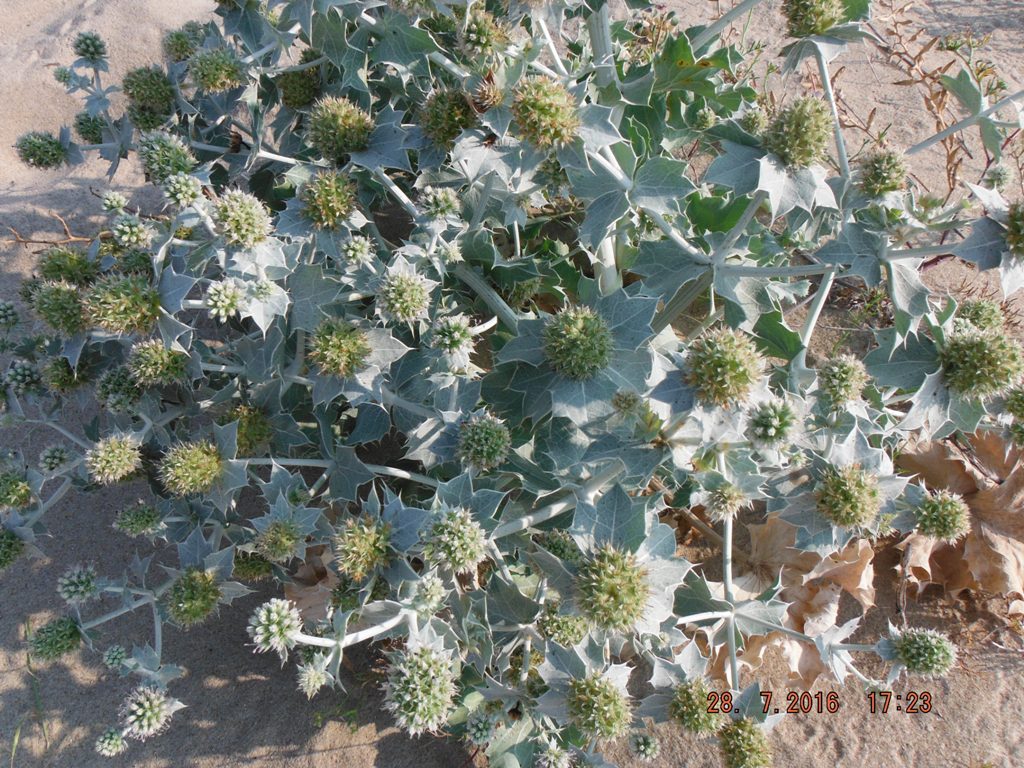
[686,328,765,407]
[384,646,458,735]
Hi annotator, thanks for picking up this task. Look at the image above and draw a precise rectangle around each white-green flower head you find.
[248,598,302,660]
[103,644,129,670]
[465,709,497,745]
[421,88,478,149]
[543,305,613,380]
[0,470,32,509]
[577,544,650,631]
[165,567,222,627]
[113,501,164,537]
[376,258,436,325]
[163,21,205,62]
[307,96,374,163]
[701,481,749,522]
[815,463,881,528]
[985,164,1011,191]
[6,360,43,395]
[112,215,154,248]
[29,616,82,660]
[457,411,511,471]
[630,732,661,762]
[57,564,99,604]
[128,339,188,386]
[335,515,391,581]
[818,353,868,407]
[297,653,331,699]
[537,603,587,647]
[749,398,797,445]
[534,738,573,768]
[891,627,957,676]
[385,643,458,736]
[955,298,1004,332]
[120,686,182,740]
[419,185,461,220]
[309,318,371,377]
[256,518,304,563]
[73,31,108,63]
[763,97,832,168]
[301,171,358,230]
[914,489,970,543]
[102,191,129,213]
[189,48,244,92]
[566,673,632,740]
[458,9,508,59]
[669,678,721,734]
[75,108,104,145]
[39,445,71,472]
[16,131,68,169]
[858,149,908,198]
[686,328,765,407]
[205,279,248,323]
[939,328,1024,398]
[83,275,161,335]
[31,280,85,334]
[158,441,223,496]
[411,572,447,617]
[512,76,580,150]
[0,300,18,328]
[719,718,772,768]
[86,435,142,485]
[214,189,272,247]
[139,132,196,184]
[340,235,375,265]
[782,0,844,37]
[423,505,488,574]
[163,172,203,208]
[431,314,474,368]
[94,727,128,757]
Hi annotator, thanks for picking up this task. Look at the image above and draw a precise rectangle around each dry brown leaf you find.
[283,550,339,622]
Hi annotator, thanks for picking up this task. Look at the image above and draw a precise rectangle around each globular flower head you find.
[377,265,433,324]
[309,318,371,377]
[534,739,572,768]
[858,149,908,197]
[566,673,631,740]
[6,360,43,396]
[163,172,203,207]
[57,564,99,604]
[74,111,105,144]
[102,191,129,214]
[297,655,331,699]
[0,300,18,328]
[86,435,142,485]
[103,644,129,669]
[421,89,478,148]
[956,298,1004,332]
[703,482,749,522]
[543,306,613,381]
[139,132,196,184]
[301,171,358,229]
[123,67,174,124]
[40,245,99,285]
[458,10,508,59]
[740,105,768,136]
[431,314,474,366]
[53,66,72,85]
[113,501,164,537]
[384,645,457,736]
[189,48,243,92]
[465,709,497,746]
[335,515,391,581]
[340,235,375,265]
[73,31,108,63]
[939,328,1024,397]
[15,132,68,169]
[537,529,583,565]
[94,727,128,757]
[411,573,447,617]
[31,280,85,334]
[693,106,718,131]
[43,356,84,394]
[419,186,461,220]
[914,488,971,542]
[1006,201,1024,257]
[782,0,845,37]
[750,399,796,445]
[0,530,25,571]
[891,627,957,676]
[1006,386,1024,420]
[206,279,247,322]
[120,686,179,740]
[29,616,82,661]
[578,544,650,631]
[457,412,511,471]
[256,519,304,562]
[214,189,272,247]
[84,274,161,334]
[307,96,374,162]
[232,551,274,582]
[686,328,765,407]
[986,164,1011,191]
[248,598,302,659]
[219,404,273,455]
[165,567,222,627]
[128,339,188,386]
[112,215,154,249]
[719,719,772,768]
[0,471,32,509]
[39,445,71,472]
[277,49,321,109]
[818,353,868,406]
[763,97,832,168]
[512,77,580,149]
[670,679,721,734]
[163,21,205,62]
[472,76,503,112]
[159,441,223,496]
[537,604,587,647]
[423,506,488,574]
[815,463,881,528]
[630,732,660,762]
[97,367,142,413]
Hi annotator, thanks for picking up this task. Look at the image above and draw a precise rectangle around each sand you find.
[1,1,1022,767]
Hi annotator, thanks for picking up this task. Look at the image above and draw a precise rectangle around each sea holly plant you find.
[5,0,1024,765]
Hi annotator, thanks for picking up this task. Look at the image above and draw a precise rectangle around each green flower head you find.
[309,319,371,378]
[782,0,844,37]
[112,214,154,249]
[277,49,322,108]
[114,501,164,537]
[578,544,650,631]
[670,679,721,734]
[83,274,161,334]
[423,506,488,574]
[31,281,84,334]
[0,300,19,328]
[686,328,765,407]
[750,399,797,445]
[248,598,302,659]
[139,131,196,184]
[6,360,43,396]
[421,88,478,149]
[815,463,881,528]
[892,627,956,676]
[512,77,579,149]
[419,186,461,219]
[704,482,748,522]
[307,96,374,162]
[128,339,188,386]
[29,616,82,661]
[566,673,631,740]
[301,171,358,229]
[39,445,71,472]
[97,367,142,412]
[719,719,772,768]
[16,132,68,169]
[630,732,661,762]
[163,172,203,207]
[385,646,457,736]
[335,515,392,581]
[458,10,508,59]
[914,489,970,542]
[858,149,908,198]
[163,21,205,62]
[159,441,223,496]
[43,357,84,394]
[763,97,832,168]
[74,111,105,144]
[123,67,174,128]
[57,564,99,604]
[120,686,178,740]
[218,404,273,455]
[233,551,274,581]
[940,328,1024,397]
[189,48,244,92]
[213,189,272,247]
[73,31,108,63]
[0,529,25,571]
[457,412,511,471]
[256,519,303,562]
[1006,201,1024,257]
[94,728,128,757]
[543,306,613,380]
[377,266,433,324]
[537,604,587,647]
[956,298,1004,332]
[165,567,222,627]
[86,435,142,485]
[818,353,869,406]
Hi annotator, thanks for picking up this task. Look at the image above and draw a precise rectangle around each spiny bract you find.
[577,544,650,631]
[543,306,613,380]
[686,328,764,407]
[511,77,580,149]
[892,628,957,676]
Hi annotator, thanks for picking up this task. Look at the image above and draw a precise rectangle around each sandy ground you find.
[1,1,1023,767]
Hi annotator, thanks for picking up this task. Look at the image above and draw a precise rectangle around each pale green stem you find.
[585,3,616,91]
[712,190,769,261]
[381,388,436,419]
[719,450,740,693]
[25,477,74,527]
[453,264,521,330]
[538,17,569,77]
[81,596,154,631]
[815,47,850,179]
[719,263,835,278]
[30,419,91,450]
[691,0,766,50]
[887,244,953,259]
[652,269,714,333]
[793,268,837,372]
[906,88,1024,156]
[374,169,418,217]
[678,610,733,625]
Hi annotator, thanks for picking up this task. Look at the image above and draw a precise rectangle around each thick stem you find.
[374,169,418,217]
[453,264,521,330]
[713,190,769,261]
[906,88,1024,156]
[792,268,837,372]
[652,270,714,333]
[81,596,154,631]
[815,47,850,179]
[585,3,616,92]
